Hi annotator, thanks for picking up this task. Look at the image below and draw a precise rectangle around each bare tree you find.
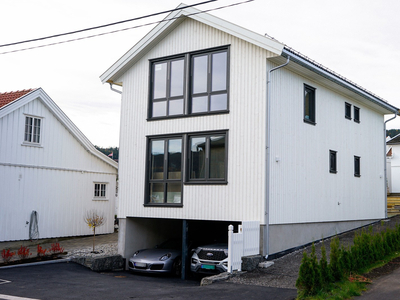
[84,210,106,253]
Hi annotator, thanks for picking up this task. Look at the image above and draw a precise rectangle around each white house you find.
[100,4,398,270]
[386,135,400,194]
[0,88,118,241]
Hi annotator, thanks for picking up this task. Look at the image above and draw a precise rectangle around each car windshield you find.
[158,239,181,250]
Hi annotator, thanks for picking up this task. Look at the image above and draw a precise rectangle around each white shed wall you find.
[268,64,386,224]
[0,97,117,241]
[388,144,400,193]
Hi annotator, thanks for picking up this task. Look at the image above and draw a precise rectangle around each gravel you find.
[229,215,400,289]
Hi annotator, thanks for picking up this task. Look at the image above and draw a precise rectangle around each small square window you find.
[330,150,337,174]
[94,183,107,199]
[345,102,352,120]
[304,85,316,125]
[354,106,360,123]
[354,156,361,177]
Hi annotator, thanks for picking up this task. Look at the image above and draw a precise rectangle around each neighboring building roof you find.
[0,88,118,170]
[0,89,35,108]
[387,147,393,157]
[387,133,400,145]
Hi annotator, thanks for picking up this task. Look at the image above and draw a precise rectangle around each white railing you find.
[227,221,260,273]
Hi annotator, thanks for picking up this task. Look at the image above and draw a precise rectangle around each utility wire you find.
[0,0,217,48]
[0,0,254,55]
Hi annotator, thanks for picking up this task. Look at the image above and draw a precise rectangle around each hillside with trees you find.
[95,146,119,161]
[387,129,400,138]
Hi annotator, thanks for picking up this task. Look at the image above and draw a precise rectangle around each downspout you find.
[109,83,122,94]
[264,56,290,258]
[384,112,398,218]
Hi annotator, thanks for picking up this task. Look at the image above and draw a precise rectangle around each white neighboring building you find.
[101,4,398,267]
[0,88,118,241]
[386,135,400,194]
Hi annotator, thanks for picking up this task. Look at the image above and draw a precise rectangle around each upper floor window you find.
[354,106,360,123]
[354,156,361,177]
[345,102,352,120]
[304,84,316,125]
[24,116,42,144]
[149,47,229,119]
[94,183,107,199]
[329,150,337,174]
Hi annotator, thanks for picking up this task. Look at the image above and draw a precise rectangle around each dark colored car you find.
[128,239,182,276]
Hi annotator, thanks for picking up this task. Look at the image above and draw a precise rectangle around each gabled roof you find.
[100,3,284,85]
[0,88,118,170]
[0,89,35,108]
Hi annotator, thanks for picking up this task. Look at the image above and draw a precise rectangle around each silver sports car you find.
[128,239,182,276]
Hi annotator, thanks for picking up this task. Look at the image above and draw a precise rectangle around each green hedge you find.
[296,222,400,298]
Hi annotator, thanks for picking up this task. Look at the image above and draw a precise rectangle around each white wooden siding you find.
[268,63,386,224]
[117,18,273,223]
[0,96,117,241]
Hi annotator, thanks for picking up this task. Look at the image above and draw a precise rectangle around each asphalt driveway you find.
[0,262,297,300]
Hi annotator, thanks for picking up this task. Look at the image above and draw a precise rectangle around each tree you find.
[84,210,106,253]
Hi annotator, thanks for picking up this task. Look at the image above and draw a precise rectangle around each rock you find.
[241,255,263,271]
[72,255,124,272]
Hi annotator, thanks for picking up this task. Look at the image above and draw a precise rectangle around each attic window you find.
[24,116,42,144]
[354,106,360,123]
[345,102,352,120]
[304,84,316,125]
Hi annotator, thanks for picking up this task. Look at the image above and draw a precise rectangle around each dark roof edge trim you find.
[282,47,399,114]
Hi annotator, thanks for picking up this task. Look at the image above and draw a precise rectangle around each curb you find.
[0,258,71,270]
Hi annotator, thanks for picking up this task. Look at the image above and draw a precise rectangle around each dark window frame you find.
[354,156,361,177]
[148,46,230,120]
[144,135,184,207]
[354,106,360,123]
[186,130,228,185]
[345,102,352,120]
[304,84,316,125]
[329,150,337,174]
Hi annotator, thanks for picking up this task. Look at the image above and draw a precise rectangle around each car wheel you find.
[172,257,182,277]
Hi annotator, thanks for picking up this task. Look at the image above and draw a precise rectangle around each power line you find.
[0,0,254,55]
[0,0,217,48]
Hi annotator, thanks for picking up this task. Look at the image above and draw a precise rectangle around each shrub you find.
[319,242,332,284]
[296,251,315,297]
[329,236,343,281]
[17,245,31,260]
[36,245,47,257]
[49,243,64,254]
[1,249,16,263]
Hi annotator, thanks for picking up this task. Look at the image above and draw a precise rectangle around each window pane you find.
[170,59,184,97]
[33,118,41,143]
[192,96,208,113]
[169,99,183,116]
[152,101,167,117]
[210,94,227,111]
[212,52,227,91]
[150,183,164,203]
[151,140,164,180]
[167,183,181,203]
[209,136,225,179]
[25,117,32,142]
[304,87,315,122]
[192,55,208,94]
[153,62,167,99]
[168,139,182,179]
[94,184,100,197]
[190,137,206,179]
[101,184,106,197]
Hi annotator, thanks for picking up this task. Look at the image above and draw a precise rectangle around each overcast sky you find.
[2,0,400,147]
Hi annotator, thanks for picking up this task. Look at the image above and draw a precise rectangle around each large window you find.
[24,116,42,144]
[145,131,228,206]
[149,47,229,119]
[304,85,316,124]
[147,137,183,205]
[188,132,227,183]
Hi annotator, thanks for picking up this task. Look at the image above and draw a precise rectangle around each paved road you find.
[358,266,400,299]
[0,262,297,300]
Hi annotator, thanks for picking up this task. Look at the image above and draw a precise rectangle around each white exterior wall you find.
[0,96,117,241]
[268,64,386,224]
[388,144,400,193]
[117,18,274,223]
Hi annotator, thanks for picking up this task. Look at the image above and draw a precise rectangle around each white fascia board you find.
[100,4,284,84]
[0,88,118,170]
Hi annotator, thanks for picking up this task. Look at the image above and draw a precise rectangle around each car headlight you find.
[224,249,228,256]
[159,253,172,261]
